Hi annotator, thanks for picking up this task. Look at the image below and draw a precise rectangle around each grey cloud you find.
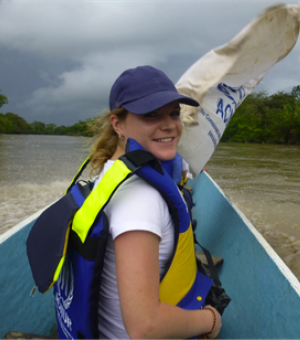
[0,1,277,58]
[1,0,300,125]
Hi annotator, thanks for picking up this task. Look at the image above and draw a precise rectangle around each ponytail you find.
[89,108,127,178]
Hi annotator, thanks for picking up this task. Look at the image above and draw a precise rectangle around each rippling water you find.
[0,134,91,232]
[206,143,300,280]
[1,135,299,280]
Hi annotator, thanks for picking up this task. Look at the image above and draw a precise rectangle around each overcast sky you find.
[1,0,300,126]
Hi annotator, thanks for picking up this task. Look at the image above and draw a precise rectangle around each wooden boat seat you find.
[196,251,223,267]
[2,332,57,339]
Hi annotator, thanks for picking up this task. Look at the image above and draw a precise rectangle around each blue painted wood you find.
[191,171,300,339]
[0,218,56,338]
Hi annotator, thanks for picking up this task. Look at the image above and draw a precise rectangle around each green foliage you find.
[4,112,30,134]
[0,91,8,109]
[0,89,99,136]
[0,112,96,136]
[0,113,14,133]
[291,85,300,100]
[222,89,300,144]
[30,121,47,134]
[65,120,94,137]
[54,125,68,135]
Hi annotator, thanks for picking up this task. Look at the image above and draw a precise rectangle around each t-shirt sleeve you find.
[104,176,168,240]
[182,158,189,171]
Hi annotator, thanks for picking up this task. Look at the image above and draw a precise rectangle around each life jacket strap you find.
[194,236,222,287]
[65,156,91,194]
[120,149,164,174]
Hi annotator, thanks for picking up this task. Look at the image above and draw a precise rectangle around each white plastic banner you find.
[176,4,300,177]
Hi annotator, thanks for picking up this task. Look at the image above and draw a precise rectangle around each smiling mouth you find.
[154,137,174,143]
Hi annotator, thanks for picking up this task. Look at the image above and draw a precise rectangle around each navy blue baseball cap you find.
[109,65,199,114]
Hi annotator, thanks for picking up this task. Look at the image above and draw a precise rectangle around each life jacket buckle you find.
[119,155,142,173]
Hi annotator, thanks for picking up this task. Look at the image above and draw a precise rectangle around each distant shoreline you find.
[2,89,300,144]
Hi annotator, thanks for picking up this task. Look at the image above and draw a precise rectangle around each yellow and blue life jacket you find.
[27,138,213,339]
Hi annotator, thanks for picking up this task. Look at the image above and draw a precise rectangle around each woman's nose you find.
[160,115,176,130]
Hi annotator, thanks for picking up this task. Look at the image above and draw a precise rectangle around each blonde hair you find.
[89,108,128,178]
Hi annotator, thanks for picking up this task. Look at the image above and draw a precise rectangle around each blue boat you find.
[190,172,300,339]
[1,171,300,339]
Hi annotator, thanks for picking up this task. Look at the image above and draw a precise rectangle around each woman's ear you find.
[110,115,124,136]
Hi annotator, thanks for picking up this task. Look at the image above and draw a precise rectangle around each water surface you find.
[206,143,300,280]
[0,135,91,232]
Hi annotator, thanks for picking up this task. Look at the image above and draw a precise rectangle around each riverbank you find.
[2,89,300,144]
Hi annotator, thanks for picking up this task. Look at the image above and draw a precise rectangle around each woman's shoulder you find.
[95,159,167,206]
[106,174,170,240]
[118,174,164,201]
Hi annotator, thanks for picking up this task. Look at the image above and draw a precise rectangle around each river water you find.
[1,135,299,280]
[206,143,300,280]
[0,135,91,233]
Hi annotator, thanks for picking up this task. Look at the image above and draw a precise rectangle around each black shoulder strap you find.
[120,150,164,174]
[66,157,90,194]
[69,149,163,192]
[194,236,222,287]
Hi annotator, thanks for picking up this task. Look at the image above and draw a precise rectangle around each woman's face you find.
[117,101,182,161]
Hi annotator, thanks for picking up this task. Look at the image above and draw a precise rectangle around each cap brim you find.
[122,91,199,115]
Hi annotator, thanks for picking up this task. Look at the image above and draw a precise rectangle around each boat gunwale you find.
[202,171,300,297]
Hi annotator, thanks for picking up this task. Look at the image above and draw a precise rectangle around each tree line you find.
[1,87,300,144]
[0,92,95,136]
[0,112,95,137]
[221,86,300,144]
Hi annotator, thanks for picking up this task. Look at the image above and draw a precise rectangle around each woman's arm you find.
[115,230,222,339]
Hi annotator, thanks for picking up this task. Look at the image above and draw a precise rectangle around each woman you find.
[90,65,222,339]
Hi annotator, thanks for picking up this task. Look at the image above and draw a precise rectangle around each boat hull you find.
[0,210,56,338]
[191,171,300,339]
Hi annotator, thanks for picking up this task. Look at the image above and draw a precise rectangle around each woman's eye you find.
[143,112,157,118]
[143,110,180,118]
[171,111,180,117]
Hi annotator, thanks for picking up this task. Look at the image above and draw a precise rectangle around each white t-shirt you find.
[94,160,175,339]
[182,158,193,179]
